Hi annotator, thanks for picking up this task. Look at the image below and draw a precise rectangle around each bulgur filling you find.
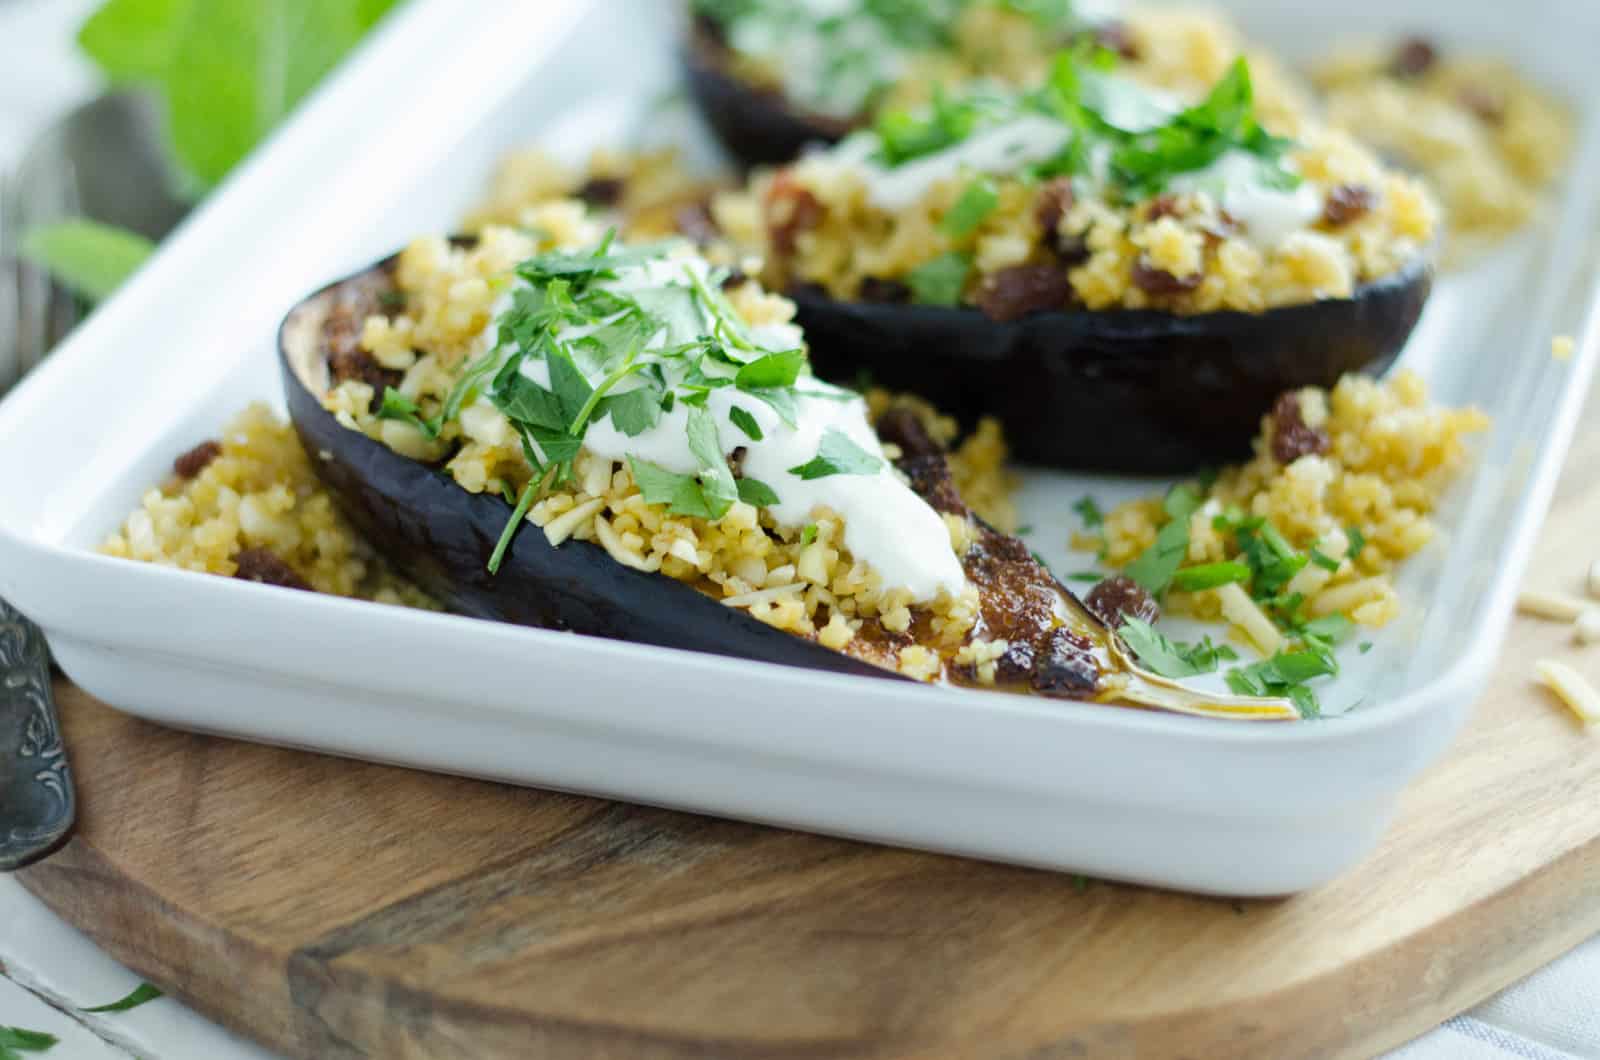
[721,51,1436,317]
[1315,37,1573,251]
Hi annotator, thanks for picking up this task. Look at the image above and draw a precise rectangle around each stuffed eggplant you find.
[682,0,1312,170]
[278,225,1293,719]
[720,52,1436,472]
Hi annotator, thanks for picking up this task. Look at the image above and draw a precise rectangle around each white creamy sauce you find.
[495,255,967,603]
[1167,150,1323,247]
[846,115,1075,211]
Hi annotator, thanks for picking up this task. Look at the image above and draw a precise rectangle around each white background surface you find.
[0,0,1596,1056]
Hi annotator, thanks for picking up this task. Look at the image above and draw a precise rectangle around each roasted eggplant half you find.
[730,51,1438,473]
[682,13,853,169]
[278,238,1293,719]
[792,259,1431,472]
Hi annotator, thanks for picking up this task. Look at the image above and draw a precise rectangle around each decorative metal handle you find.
[0,596,74,870]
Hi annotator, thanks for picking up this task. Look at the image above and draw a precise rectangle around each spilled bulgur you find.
[1315,39,1573,250]
[1093,371,1489,634]
[101,403,435,608]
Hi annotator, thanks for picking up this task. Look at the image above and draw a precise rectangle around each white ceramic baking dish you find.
[1,0,1596,896]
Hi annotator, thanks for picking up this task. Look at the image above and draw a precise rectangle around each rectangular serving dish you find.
[1,0,1597,896]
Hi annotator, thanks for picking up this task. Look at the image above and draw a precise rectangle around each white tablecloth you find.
[0,1,1595,1056]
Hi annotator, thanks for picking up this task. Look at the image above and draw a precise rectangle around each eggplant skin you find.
[681,15,853,169]
[278,261,897,682]
[791,258,1433,474]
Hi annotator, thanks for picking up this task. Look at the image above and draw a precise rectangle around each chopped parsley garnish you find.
[1226,647,1338,718]
[1123,485,1201,596]
[1168,561,1250,593]
[800,523,819,547]
[1066,571,1102,582]
[410,236,858,571]
[868,50,1298,203]
[789,428,886,480]
[1015,523,1035,535]
[0,1025,58,1055]
[1072,495,1103,528]
[728,405,764,440]
[1118,617,1237,678]
[905,251,972,306]
[1346,526,1367,559]
[1359,641,1374,654]
[83,983,163,1014]
[1309,548,1342,572]
[941,176,1000,237]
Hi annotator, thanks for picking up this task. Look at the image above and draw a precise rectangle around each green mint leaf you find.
[1168,561,1250,593]
[1117,617,1227,678]
[941,177,999,238]
[734,348,805,389]
[19,220,155,303]
[599,387,662,437]
[788,428,885,480]
[80,0,403,188]
[728,405,764,441]
[905,251,971,307]
[83,982,163,1014]
[1072,495,1104,528]
[736,476,780,507]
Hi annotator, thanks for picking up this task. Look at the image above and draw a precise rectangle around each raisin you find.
[721,269,750,291]
[1131,259,1201,296]
[976,264,1073,322]
[576,177,626,208]
[1095,21,1141,60]
[1084,575,1160,630]
[858,276,912,304]
[173,440,222,479]
[1035,178,1075,238]
[1323,184,1376,226]
[1269,393,1330,465]
[1389,37,1438,79]
[994,640,1037,684]
[232,548,311,592]
[1145,195,1182,221]
[766,176,823,256]
[1458,85,1506,125]
[674,200,720,245]
[1031,628,1101,698]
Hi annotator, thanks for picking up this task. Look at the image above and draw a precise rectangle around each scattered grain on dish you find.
[1574,609,1600,646]
[1315,41,1573,251]
[101,403,436,608]
[1552,334,1576,362]
[1517,589,1590,623]
[1102,371,1488,628]
[1535,659,1600,724]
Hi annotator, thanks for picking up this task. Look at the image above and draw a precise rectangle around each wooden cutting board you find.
[17,389,1600,1060]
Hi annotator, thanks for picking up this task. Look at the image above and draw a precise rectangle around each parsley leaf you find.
[1346,526,1367,559]
[630,458,717,519]
[1072,495,1104,528]
[800,523,818,547]
[18,220,155,303]
[941,177,999,238]
[728,405,764,441]
[1118,617,1234,678]
[734,348,805,389]
[546,350,595,428]
[83,982,163,1013]
[1123,485,1201,596]
[0,1025,57,1055]
[599,387,663,437]
[1169,561,1250,593]
[376,387,437,438]
[686,405,738,518]
[737,477,781,507]
[905,251,972,306]
[492,374,567,433]
[788,429,885,480]
[1226,648,1338,719]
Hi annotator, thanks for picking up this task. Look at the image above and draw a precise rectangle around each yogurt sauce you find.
[1166,150,1323,246]
[486,253,968,603]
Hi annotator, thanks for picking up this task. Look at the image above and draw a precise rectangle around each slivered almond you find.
[1535,660,1600,724]
[1517,589,1589,622]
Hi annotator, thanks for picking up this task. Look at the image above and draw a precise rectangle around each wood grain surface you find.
[17,388,1600,1060]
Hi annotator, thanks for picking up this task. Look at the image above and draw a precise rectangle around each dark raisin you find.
[729,446,748,478]
[674,200,720,245]
[1035,178,1075,237]
[1084,575,1160,630]
[976,264,1073,322]
[1458,85,1506,125]
[1269,393,1330,465]
[1031,628,1101,697]
[766,177,823,256]
[994,640,1037,684]
[1146,195,1182,221]
[232,548,311,592]
[173,440,222,479]
[1389,37,1438,79]
[721,269,749,290]
[1131,259,1201,296]
[576,176,626,208]
[1095,21,1141,60]
[1052,233,1091,266]
[1323,184,1376,227]
[858,276,912,304]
